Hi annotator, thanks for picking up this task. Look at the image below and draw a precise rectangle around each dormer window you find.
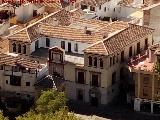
[94,57,97,67]
[88,56,92,66]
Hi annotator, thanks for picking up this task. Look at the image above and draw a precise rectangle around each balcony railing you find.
[128,50,148,66]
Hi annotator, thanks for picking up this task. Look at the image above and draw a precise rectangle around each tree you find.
[16,89,79,120]
[16,108,79,120]
[0,111,8,120]
[35,90,66,114]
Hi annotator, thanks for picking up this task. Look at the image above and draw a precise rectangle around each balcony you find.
[127,50,148,66]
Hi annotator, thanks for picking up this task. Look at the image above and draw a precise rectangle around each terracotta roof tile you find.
[84,24,154,55]
[40,23,102,44]
[103,24,154,54]
[0,53,41,69]
[84,41,108,55]
[81,0,107,6]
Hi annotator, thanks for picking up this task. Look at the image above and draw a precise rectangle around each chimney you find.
[84,26,92,35]
[149,48,156,63]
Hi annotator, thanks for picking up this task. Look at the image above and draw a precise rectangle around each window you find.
[35,40,39,50]
[112,72,116,85]
[13,66,19,72]
[77,71,85,84]
[104,7,106,12]
[121,51,124,63]
[129,46,132,57]
[144,38,148,50]
[143,75,150,84]
[0,65,3,70]
[99,5,101,10]
[113,8,115,12]
[61,41,65,49]
[94,57,97,67]
[6,80,8,84]
[10,76,21,86]
[110,57,112,67]
[81,4,87,10]
[137,42,140,54]
[12,43,16,52]
[26,82,30,86]
[143,89,148,97]
[46,38,50,47]
[90,6,95,11]
[74,43,78,52]
[91,74,99,87]
[113,56,115,65]
[52,53,62,62]
[88,56,92,66]
[18,44,21,53]
[100,58,103,68]
[116,54,119,63]
[77,89,84,101]
[23,45,26,54]
[68,42,71,52]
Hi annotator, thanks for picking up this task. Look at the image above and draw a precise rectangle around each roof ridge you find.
[7,27,28,38]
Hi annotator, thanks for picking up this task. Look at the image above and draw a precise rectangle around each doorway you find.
[90,96,98,107]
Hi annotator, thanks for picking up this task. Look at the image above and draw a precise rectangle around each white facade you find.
[15,3,45,22]
[0,21,9,35]
[95,0,140,20]
[30,37,90,55]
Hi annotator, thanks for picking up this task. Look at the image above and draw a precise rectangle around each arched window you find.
[88,56,92,66]
[18,44,21,53]
[94,57,97,67]
[100,58,103,68]
[12,43,16,52]
[23,45,26,54]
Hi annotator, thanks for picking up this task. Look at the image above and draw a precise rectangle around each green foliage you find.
[0,111,8,120]
[16,108,79,120]
[35,90,66,114]
[16,89,79,120]
[155,62,160,73]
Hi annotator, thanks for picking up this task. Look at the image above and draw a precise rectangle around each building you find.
[45,20,154,106]
[0,53,47,100]
[2,6,154,106]
[129,44,160,114]
[143,2,160,43]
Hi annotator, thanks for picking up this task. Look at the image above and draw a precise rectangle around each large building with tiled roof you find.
[1,7,155,105]
[41,20,154,105]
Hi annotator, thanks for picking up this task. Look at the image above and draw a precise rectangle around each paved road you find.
[68,102,160,120]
